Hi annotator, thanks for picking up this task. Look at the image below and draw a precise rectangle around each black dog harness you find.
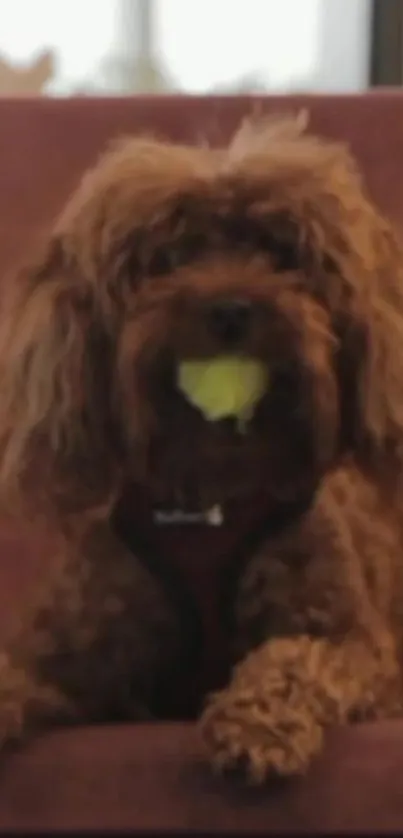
[113,485,313,718]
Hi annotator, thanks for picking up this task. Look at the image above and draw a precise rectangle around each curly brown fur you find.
[0,115,403,781]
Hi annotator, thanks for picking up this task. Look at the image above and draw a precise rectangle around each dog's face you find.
[117,250,337,508]
[1,117,403,518]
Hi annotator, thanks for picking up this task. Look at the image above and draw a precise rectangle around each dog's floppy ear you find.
[337,212,403,473]
[228,116,403,475]
[295,143,403,474]
[0,238,119,519]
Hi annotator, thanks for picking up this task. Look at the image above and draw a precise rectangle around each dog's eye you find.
[147,248,175,277]
[132,233,209,280]
[267,239,301,272]
[224,213,301,272]
[232,222,300,271]
[260,215,302,272]
[126,245,177,280]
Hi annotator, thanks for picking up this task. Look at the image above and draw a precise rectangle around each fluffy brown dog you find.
[0,115,402,782]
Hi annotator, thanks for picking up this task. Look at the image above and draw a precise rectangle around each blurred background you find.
[0,0,399,97]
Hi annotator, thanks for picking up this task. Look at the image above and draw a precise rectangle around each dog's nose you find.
[208,299,252,345]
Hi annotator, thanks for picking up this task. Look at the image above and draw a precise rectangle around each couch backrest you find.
[1,92,403,280]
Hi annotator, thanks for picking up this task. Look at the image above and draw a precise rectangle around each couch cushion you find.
[1,720,403,833]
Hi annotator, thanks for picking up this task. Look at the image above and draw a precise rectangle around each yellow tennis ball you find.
[178,355,268,424]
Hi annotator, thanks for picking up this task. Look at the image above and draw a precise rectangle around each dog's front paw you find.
[200,686,323,783]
